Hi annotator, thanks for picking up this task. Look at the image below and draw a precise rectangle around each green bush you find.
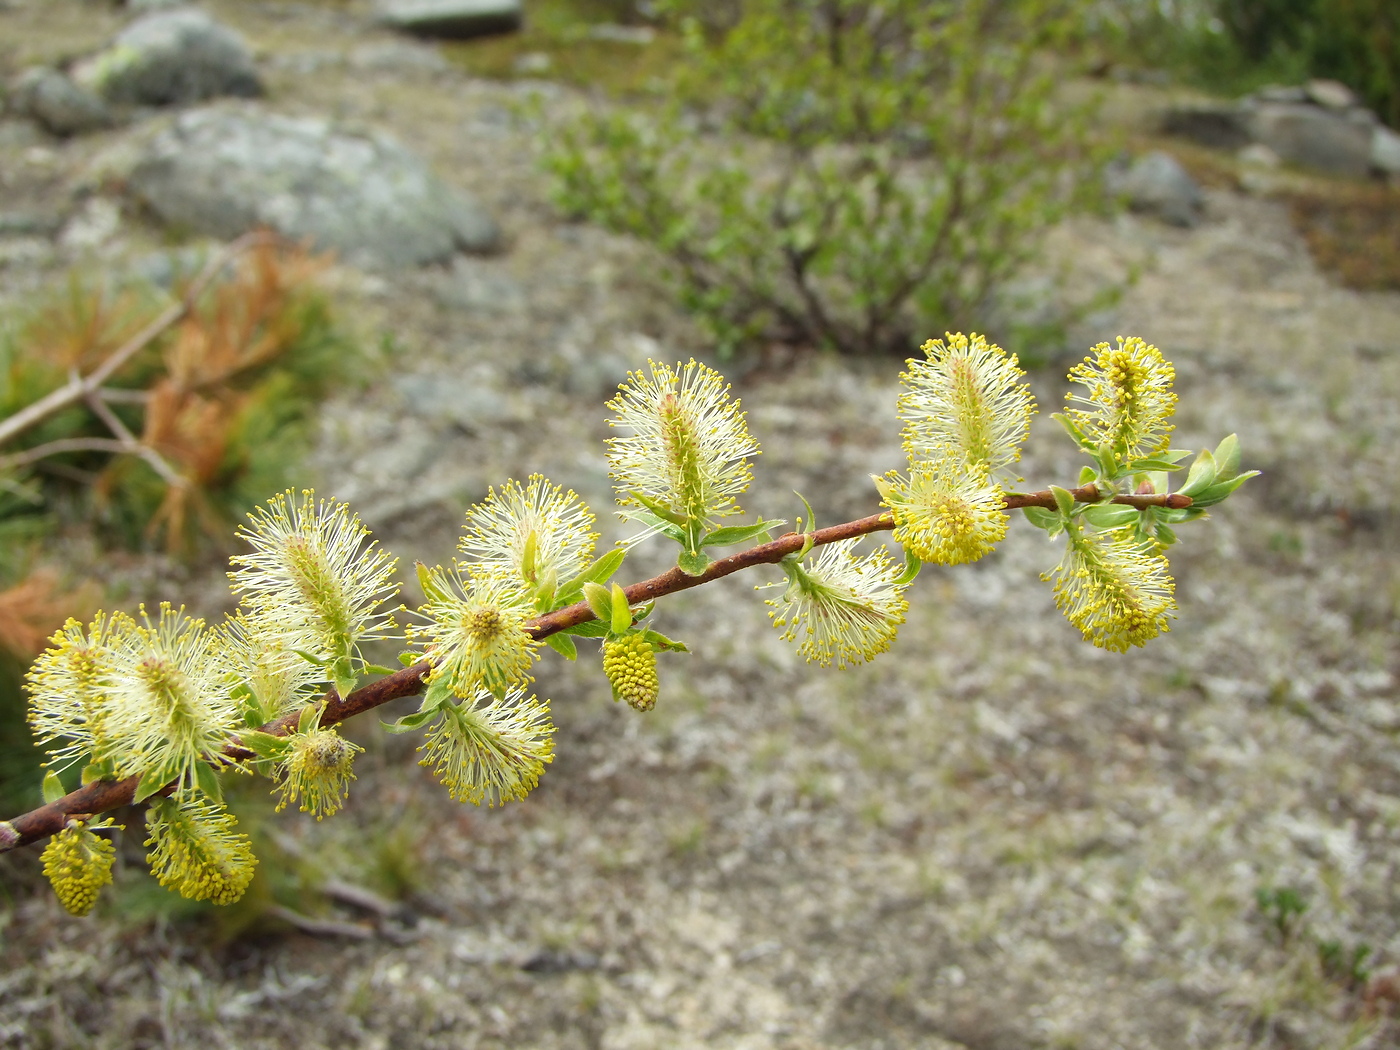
[545,0,1104,357]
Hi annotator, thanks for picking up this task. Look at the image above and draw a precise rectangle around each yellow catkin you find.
[41,822,116,917]
[603,634,659,712]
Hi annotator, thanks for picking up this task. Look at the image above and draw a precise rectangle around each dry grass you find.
[1289,182,1400,292]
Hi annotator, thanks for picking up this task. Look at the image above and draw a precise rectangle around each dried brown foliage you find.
[0,569,98,660]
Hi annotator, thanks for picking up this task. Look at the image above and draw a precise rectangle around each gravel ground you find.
[2,3,1399,1048]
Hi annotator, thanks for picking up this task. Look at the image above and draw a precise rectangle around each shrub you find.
[545,0,1105,356]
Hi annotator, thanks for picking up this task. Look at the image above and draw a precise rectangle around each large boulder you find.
[373,0,522,39]
[1107,151,1204,228]
[75,9,262,107]
[126,107,501,269]
[9,68,112,136]
[1245,102,1375,178]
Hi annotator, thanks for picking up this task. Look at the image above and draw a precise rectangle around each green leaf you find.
[617,507,687,544]
[382,708,440,735]
[133,766,174,804]
[894,544,923,586]
[677,549,711,576]
[297,702,323,735]
[1127,456,1191,474]
[398,650,419,667]
[1050,485,1077,518]
[629,491,688,526]
[700,518,785,548]
[641,628,689,653]
[793,491,818,534]
[610,583,633,635]
[291,649,328,667]
[561,619,610,638]
[582,581,613,622]
[360,663,398,677]
[1082,504,1139,529]
[239,731,292,760]
[534,567,558,611]
[1053,412,1093,449]
[420,677,455,713]
[1176,450,1218,497]
[557,547,627,604]
[1190,470,1260,508]
[42,770,65,804]
[521,528,539,583]
[1021,506,1061,533]
[416,561,451,603]
[194,761,223,804]
[546,633,578,660]
[1153,523,1179,546]
[1214,433,1241,479]
[1078,465,1097,486]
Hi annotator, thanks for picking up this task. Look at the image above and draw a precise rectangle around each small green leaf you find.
[1053,412,1093,449]
[561,619,610,638]
[133,766,174,804]
[360,663,398,677]
[610,583,633,635]
[582,581,613,622]
[700,518,785,548]
[1050,485,1077,518]
[1127,456,1191,474]
[291,649,328,667]
[557,547,626,604]
[382,708,440,735]
[1177,450,1218,497]
[793,491,818,534]
[617,507,687,544]
[398,650,418,667]
[629,491,688,526]
[534,567,558,611]
[521,528,539,583]
[239,731,292,760]
[546,633,578,660]
[1021,506,1061,533]
[1082,504,1139,529]
[894,545,923,586]
[1190,470,1260,507]
[870,473,895,503]
[42,770,65,804]
[416,561,450,603]
[677,549,711,577]
[1078,465,1097,486]
[420,676,455,713]
[1153,523,1179,546]
[194,761,223,803]
[1214,433,1242,479]
[297,703,322,734]
[641,628,689,653]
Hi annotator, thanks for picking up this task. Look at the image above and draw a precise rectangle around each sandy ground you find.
[2,2,1400,1048]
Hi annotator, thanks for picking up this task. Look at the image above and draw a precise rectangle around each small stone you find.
[1107,151,1204,228]
[1305,78,1357,110]
[1372,124,1400,176]
[75,9,263,107]
[10,68,113,137]
[374,0,522,40]
[1237,143,1281,169]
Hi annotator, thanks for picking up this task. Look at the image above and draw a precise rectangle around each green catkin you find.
[41,822,116,916]
[603,634,659,712]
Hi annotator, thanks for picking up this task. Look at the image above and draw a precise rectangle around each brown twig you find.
[0,482,1190,851]
[0,231,276,449]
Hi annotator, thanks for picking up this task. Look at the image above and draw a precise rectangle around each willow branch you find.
[0,231,276,449]
[0,482,1191,851]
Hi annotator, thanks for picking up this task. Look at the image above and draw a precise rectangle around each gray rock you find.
[1107,151,1204,228]
[373,0,522,39]
[75,9,262,106]
[0,211,62,238]
[1160,103,1253,151]
[348,41,451,74]
[1372,124,1400,176]
[9,68,112,136]
[127,107,501,268]
[1246,101,1374,178]
[1305,78,1357,110]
